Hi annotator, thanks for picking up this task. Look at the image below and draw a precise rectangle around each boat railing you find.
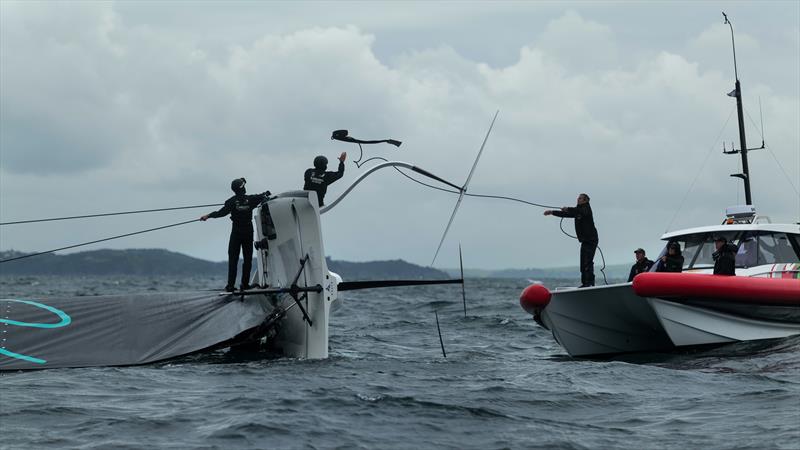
[748,269,800,278]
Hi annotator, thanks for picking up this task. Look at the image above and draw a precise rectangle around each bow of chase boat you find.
[520,206,800,357]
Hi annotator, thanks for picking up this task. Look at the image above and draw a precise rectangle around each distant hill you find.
[0,249,223,276]
[0,249,450,280]
[443,264,631,281]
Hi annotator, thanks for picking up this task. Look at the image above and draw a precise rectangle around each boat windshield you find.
[736,231,800,267]
[657,231,800,270]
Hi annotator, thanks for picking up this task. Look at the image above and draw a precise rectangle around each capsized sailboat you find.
[1,115,498,370]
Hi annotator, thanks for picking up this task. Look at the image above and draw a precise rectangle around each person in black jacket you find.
[656,241,684,273]
[304,152,347,206]
[712,236,737,276]
[628,248,654,282]
[544,193,599,287]
[201,178,270,292]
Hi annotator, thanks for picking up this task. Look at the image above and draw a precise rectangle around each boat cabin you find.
[656,206,800,276]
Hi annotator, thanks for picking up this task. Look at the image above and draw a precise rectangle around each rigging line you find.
[765,147,800,196]
[392,166,560,209]
[665,106,736,233]
[0,203,223,226]
[0,218,200,263]
[743,107,765,141]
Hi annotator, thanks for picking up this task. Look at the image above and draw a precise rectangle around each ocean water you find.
[1,276,798,449]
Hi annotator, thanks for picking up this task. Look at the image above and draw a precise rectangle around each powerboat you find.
[520,208,800,357]
[518,16,800,357]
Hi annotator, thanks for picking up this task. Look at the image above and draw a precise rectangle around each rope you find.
[0,218,200,263]
[392,166,560,209]
[665,107,736,232]
[0,203,222,226]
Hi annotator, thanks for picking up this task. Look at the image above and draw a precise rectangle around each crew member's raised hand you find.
[543,210,552,216]
[200,214,209,221]
[338,152,347,162]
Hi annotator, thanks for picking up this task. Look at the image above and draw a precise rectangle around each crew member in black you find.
[628,248,654,282]
[656,242,684,273]
[544,193,599,287]
[201,178,270,292]
[303,152,347,206]
[712,236,737,276]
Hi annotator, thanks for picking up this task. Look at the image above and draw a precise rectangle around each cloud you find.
[1,5,798,269]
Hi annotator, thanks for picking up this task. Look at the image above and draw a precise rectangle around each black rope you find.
[393,164,606,284]
[0,218,200,263]
[0,203,222,226]
[392,165,560,209]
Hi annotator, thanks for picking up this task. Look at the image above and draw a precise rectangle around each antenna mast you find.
[722,11,758,206]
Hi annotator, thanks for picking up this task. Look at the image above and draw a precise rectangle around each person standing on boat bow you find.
[303,152,346,207]
[544,193,599,287]
[201,178,270,292]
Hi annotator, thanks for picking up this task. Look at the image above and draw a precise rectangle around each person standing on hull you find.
[628,248,654,282]
[201,178,270,292]
[303,152,347,207]
[544,193,599,287]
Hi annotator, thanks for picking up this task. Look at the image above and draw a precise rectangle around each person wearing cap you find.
[544,193,599,287]
[303,152,347,207]
[656,241,684,272]
[627,248,654,282]
[713,236,737,276]
[201,178,271,292]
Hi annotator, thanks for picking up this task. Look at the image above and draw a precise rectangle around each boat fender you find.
[520,284,551,315]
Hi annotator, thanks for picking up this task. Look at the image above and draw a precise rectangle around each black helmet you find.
[231,177,246,194]
[313,155,328,170]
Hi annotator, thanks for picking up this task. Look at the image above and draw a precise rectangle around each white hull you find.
[253,191,339,359]
[539,283,673,357]
[648,298,800,346]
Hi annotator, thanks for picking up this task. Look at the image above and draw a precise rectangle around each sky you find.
[1,1,798,270]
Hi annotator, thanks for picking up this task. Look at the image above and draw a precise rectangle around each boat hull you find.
[538,284,673,357]
[648,298,800,346]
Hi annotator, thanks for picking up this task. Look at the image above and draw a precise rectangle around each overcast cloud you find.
[1,1,798,269]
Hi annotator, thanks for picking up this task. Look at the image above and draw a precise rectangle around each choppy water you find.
[1,276,799,449]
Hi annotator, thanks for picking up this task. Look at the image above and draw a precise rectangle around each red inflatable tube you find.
[632,272,800,305]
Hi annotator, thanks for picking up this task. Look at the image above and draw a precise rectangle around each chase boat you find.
[518,16,800,357]
[520,206,800,357]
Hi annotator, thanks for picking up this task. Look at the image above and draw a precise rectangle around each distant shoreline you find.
[0,248,631,280]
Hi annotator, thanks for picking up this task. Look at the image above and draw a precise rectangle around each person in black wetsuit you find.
[544,193,599,287]
[201,178,270,292]
[303,152,347,206]
[628,248,654,282]
[656,242,684,273]
[712,236,737,276]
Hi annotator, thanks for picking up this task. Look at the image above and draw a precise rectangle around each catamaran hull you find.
[538,284,673,357]
[648,298,800,346]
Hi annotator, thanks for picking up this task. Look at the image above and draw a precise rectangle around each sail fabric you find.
[1,291,272,370]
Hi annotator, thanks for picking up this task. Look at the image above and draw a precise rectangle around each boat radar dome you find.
[725,205,757,224]
[314,155,328,170]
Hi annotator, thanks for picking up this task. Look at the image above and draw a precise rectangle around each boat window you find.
[749,232,800,265]
[662,231,741,269]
